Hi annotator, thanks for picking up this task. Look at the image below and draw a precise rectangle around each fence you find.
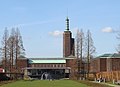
[96,71,120,81]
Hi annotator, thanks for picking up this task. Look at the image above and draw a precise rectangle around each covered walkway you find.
[23,67,71,79]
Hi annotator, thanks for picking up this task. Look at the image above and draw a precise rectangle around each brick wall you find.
[17,59,28,72]
[63,31,72,57]
[111,58,120,71]
[100,58,107,72]
[90,58,100,72]
[90,58,107,72]
[66,59,77,79]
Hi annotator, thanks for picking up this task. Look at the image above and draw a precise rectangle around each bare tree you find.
[0,28,25,74]
[1,28,9,73]
[85,30,96,78]
[116,32,120,53]
[15,28,25,69]
[76,29,85,79]
[8,28,16,72]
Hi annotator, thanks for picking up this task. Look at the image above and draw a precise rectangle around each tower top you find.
[66,17,69,31]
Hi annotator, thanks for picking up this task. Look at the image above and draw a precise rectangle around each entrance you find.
[41,72,52,80]
[26,68,70,79]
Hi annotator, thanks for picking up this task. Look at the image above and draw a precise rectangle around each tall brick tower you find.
[63,17,75,57]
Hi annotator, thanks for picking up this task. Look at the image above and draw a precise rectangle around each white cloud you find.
[102,27,114,33]
[49,30,63,37]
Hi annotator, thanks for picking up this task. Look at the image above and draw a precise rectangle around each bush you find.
[0,74,10,81]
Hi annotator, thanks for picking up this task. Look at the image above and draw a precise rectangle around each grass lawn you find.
[0,80,88,87]
[78,80,113,87]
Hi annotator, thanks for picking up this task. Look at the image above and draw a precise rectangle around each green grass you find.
[0,80,88,87]
[77,80,113,87]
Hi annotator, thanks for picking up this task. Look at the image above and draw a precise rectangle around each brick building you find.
[17,17,77,80]
[90,53,120,73]
[90,53,120,81]
[63,17,75,57]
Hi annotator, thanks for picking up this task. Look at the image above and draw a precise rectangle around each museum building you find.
[17,17,77,80]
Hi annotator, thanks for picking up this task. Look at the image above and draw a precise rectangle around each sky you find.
[0,0,120,58]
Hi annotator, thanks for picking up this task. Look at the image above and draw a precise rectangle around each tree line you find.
[75,29,120,80]
[0,28,25,73]
[76,29,96,79]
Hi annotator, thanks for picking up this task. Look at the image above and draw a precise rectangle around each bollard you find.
[94,78,96,82]
[113,79,115,84]
[103,78,106,83]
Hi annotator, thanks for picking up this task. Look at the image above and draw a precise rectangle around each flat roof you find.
[96,53,120,58]
[23,67,71,70]
[28,58,66,64]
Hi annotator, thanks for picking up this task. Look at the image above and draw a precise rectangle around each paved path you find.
[92,81,120,87]
[104,83,120,87]
[103,82,120,87]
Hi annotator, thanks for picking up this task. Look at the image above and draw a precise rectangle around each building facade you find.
[63,17,75,57]
[90,53,120,73]
[17,17,77,80]
[90,53,120,81]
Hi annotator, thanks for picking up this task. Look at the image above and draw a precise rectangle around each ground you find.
[0,80,114,87]
[0,80,87,87]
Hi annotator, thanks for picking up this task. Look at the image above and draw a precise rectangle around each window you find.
[53,64,54,67]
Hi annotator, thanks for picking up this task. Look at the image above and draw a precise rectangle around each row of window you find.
[31,64,66,68]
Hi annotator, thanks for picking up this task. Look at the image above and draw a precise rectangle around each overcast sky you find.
[0,0,120,58]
